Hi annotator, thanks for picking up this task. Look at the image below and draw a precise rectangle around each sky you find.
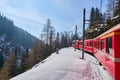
[0,0,108,38]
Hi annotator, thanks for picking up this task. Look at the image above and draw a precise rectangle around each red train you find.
[72,24,120,80]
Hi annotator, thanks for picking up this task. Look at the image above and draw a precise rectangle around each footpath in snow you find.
[10,47,113,80]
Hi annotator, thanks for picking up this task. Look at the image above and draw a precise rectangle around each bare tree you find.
[42,19,55,45]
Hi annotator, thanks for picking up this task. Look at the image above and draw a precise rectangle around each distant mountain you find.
[0,13,38,48]
[0,12,39,69]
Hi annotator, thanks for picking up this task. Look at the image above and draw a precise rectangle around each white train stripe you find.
[106,54,120,62]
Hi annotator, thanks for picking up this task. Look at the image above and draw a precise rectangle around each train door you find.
[114,31,120,80]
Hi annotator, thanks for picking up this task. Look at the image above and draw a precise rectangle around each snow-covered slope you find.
[10,47,113,80]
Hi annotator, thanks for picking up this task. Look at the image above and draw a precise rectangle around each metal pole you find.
[75,25,77,51]
[82,9,85,59]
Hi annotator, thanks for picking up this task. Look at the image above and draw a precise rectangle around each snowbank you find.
[10,47,113,80]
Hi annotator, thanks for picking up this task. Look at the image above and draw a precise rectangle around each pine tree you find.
[106,0,115,18]
[60,31,70,48]
[0,51,4,69]
[9,52,16,77]
[64,31,68,47]
[21,48,29,71]
[60,32,64,48]
[87,7,105,39]
[33,40,43,64]
[27,49,35,68]
[55,32,60,49]
[49,27,55,53]
[95,8,100,25]
[26,40,44,68]
[67,32,71,47]
[0,61,10,80]
[114,0,120,16]
[0,51,16,80]
[89,7,95,28]
[99,12,105,24]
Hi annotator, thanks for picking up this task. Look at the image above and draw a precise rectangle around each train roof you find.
[94,24,120,39]
[85,39,94,41]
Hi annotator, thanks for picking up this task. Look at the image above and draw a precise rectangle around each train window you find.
[96,41,98,49]
[94,41,97,48]
[90,42,92,47]
[94,41,95,48]
[80,42,82,45]
[99,40,101,50]
[94,41,96,48]
[97,41,99,49]
[101,39,104,52]
[106,37,112,54]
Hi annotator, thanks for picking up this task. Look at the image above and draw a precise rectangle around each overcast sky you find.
[0,0,107,38]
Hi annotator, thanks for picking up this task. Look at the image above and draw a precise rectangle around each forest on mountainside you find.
[0,13,37,49]
[0,13,40,79]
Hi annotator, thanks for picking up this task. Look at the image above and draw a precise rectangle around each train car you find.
[72,40,80,49]
[72,24,120,80]
[93,24,120,80]
[76,40,80,49]
[77,40,82,50]
[77,39,94,53]
[84,39,94,53]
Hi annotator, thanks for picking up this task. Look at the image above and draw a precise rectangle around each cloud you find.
[0,0,6,3]
[52,0,75,16]
[0,1,46,26]
[52,0,81,16]
[0,1,48,38]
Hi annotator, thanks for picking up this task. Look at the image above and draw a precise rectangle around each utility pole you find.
[82,9,86,59]
[75,25,77,51]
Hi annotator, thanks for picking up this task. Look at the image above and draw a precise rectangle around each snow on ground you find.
[10,47,113,80]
